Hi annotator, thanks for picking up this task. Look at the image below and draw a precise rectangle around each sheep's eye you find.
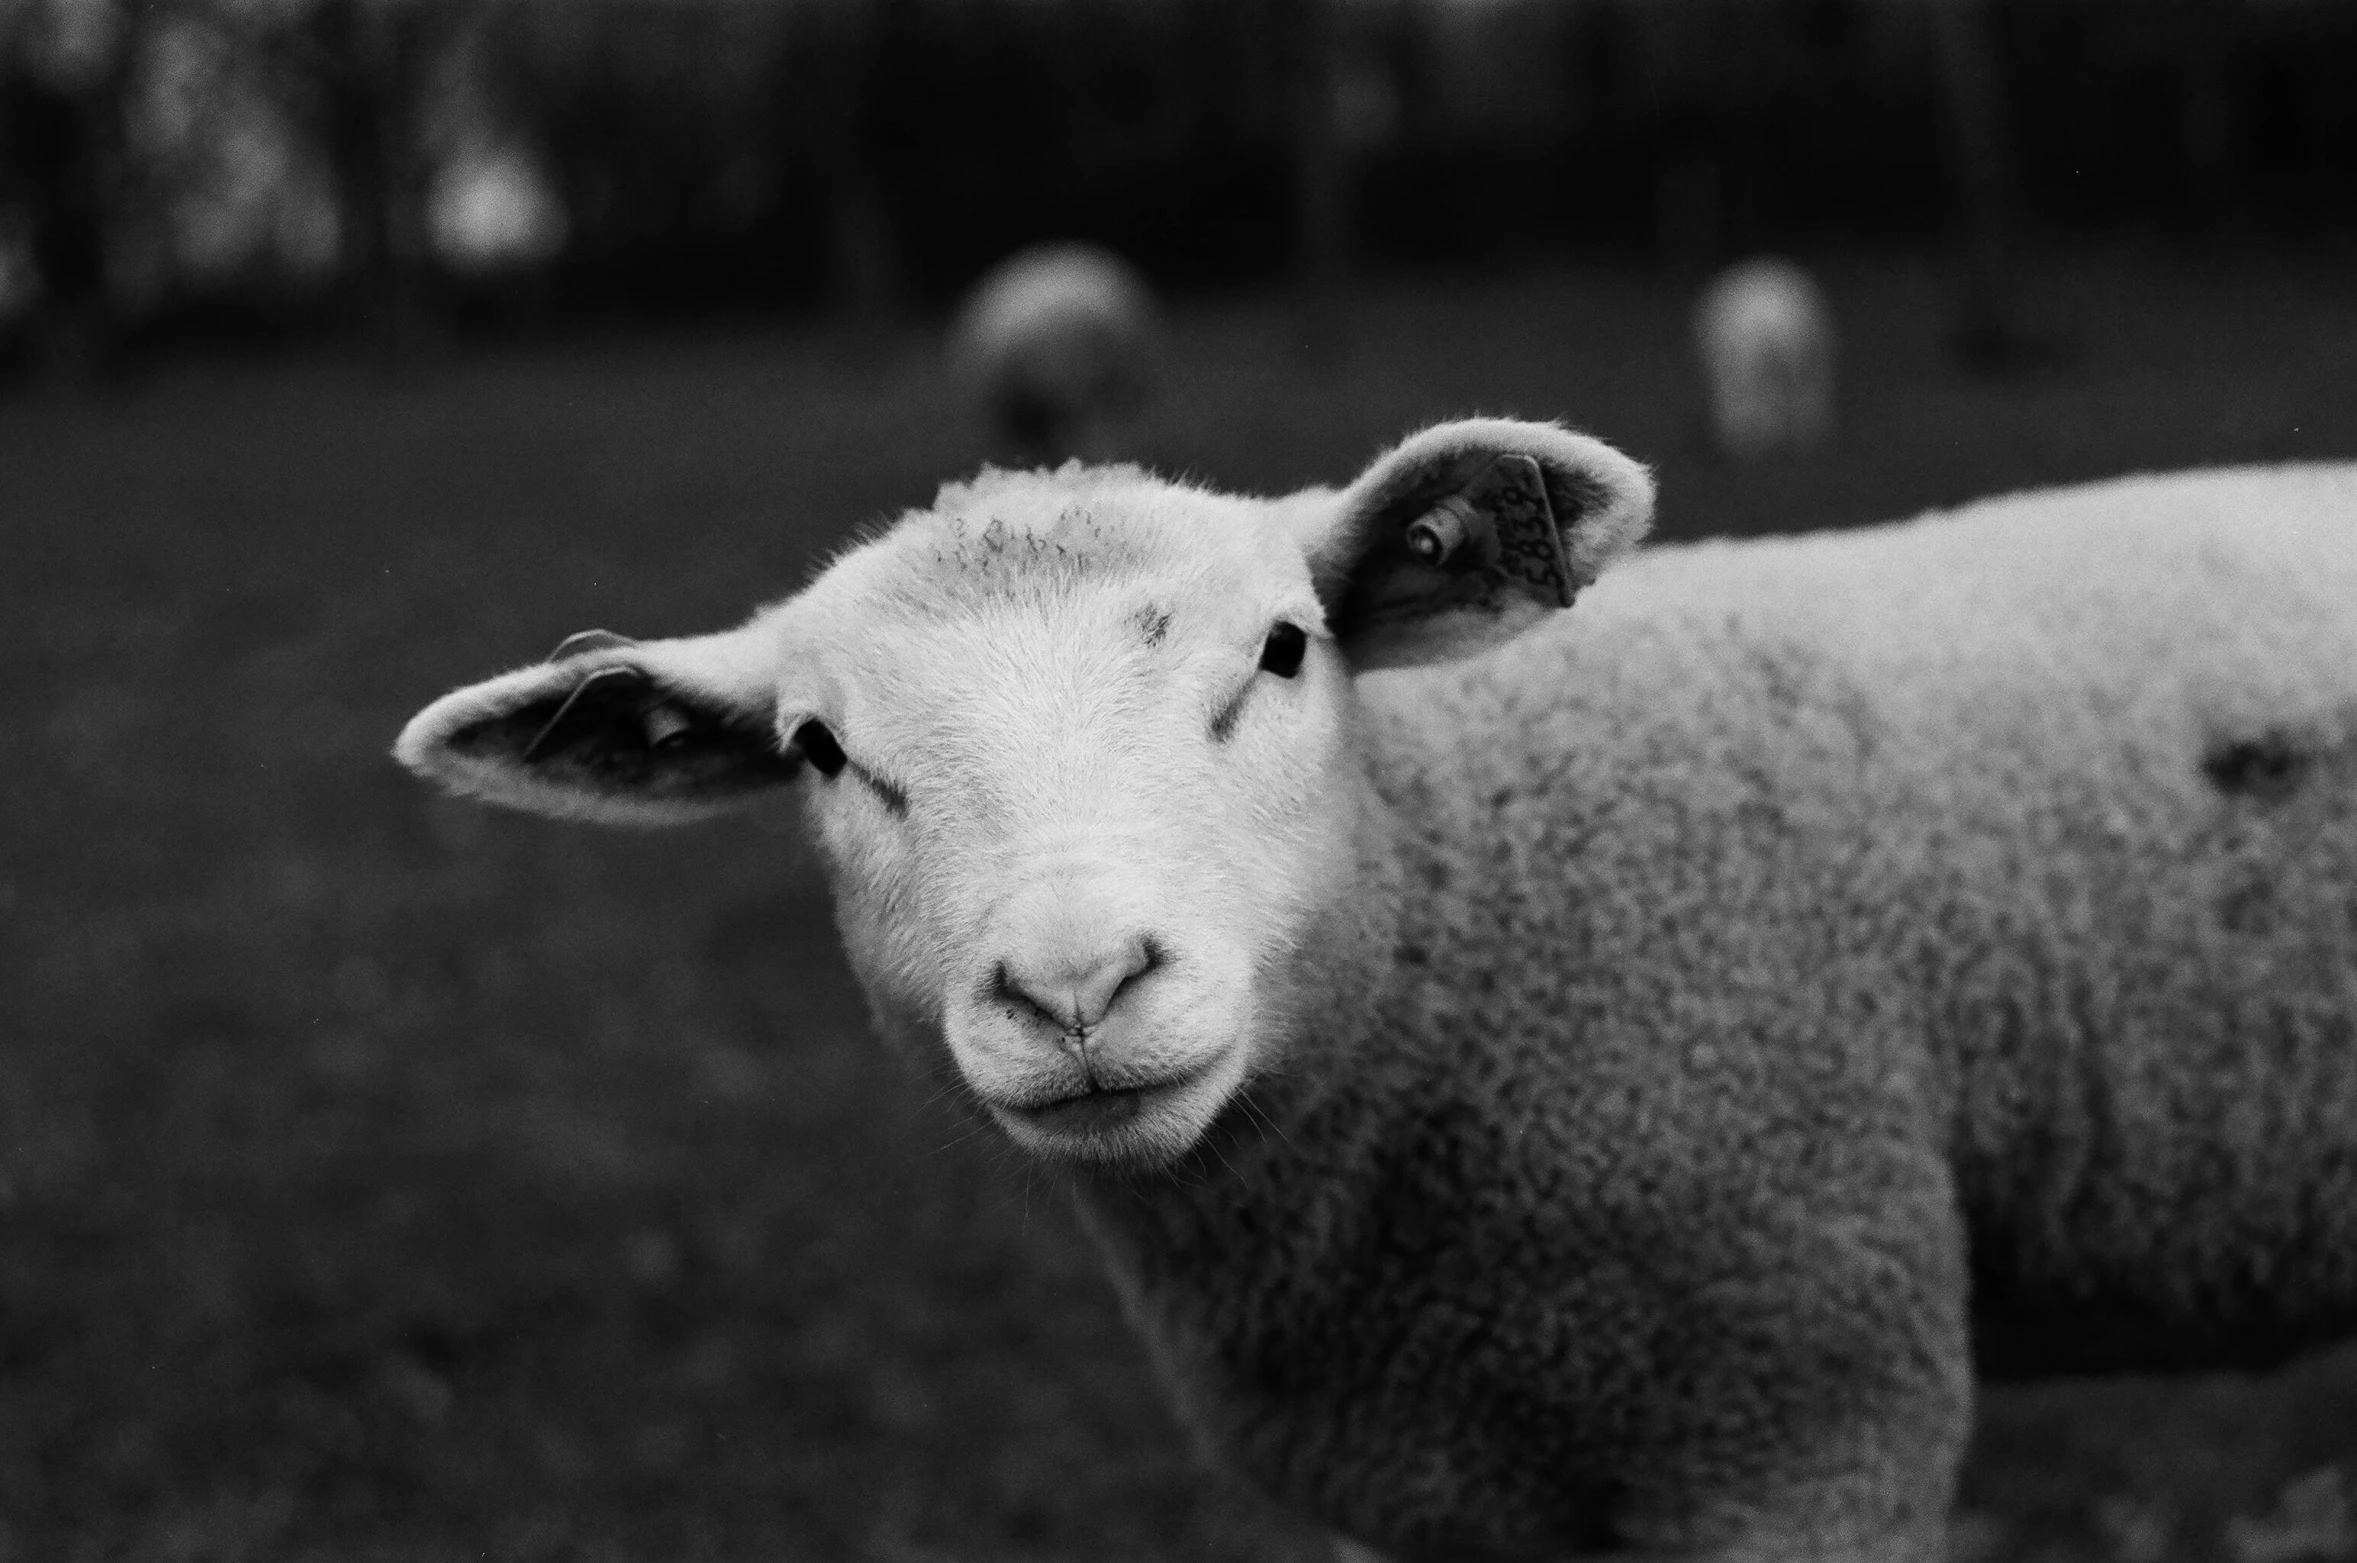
[794,719,846,778]
[1260,621,1307,679]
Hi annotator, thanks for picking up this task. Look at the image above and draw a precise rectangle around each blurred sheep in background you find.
[419,25,566,279]
[425,141,566,277]
[948,241,1161,467]
[1692,254,1837,460]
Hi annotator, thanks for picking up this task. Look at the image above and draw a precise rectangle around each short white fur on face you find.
[394,421,1656,1168]
[790,472,1354,1166]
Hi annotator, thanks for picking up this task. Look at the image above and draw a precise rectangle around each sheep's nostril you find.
[995,937,1159,1035]
[991,961,1056,1028]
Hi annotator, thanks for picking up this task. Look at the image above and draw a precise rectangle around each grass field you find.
[6,247,2357,1562]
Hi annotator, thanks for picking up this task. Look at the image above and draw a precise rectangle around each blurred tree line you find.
[2,0,2355,369]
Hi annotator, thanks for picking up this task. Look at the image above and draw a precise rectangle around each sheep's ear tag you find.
[520,664,658,763]
[508,629,771,774]
[1402,454,1576,609]
[522,630,694,761]
[548,629,639,662]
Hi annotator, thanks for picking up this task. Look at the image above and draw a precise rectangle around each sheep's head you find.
[395,419,1652,1166]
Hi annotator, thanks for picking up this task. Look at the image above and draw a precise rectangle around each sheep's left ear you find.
[393,622,804,827]
[1298,418,1654,671]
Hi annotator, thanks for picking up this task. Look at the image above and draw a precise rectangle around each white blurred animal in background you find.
[949,241,1161,466]
[418,29,568,278]
[1693,255,1837,459]
[425,140,567,277]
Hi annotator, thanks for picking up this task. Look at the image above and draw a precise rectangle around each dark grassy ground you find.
[6,248,2357,1563]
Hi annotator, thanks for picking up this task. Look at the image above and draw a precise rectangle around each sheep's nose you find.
[996,938,1158,1035]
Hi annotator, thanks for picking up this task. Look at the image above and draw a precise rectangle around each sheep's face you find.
[780,473,1358,1164]
[394,419,1654,1167]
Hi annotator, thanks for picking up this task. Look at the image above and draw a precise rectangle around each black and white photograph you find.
[5,0,2355,1558]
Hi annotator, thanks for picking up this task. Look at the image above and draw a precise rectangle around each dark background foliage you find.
[6,0,2357,354]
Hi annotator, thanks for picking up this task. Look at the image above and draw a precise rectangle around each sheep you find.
[395,419,2357,1563]
[1693,256,1837,460]
[948,240,1161,466]
[424,139,569,277]
[418,25,569,278]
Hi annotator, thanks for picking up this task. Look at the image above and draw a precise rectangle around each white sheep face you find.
[784,471,1356,1164]
[394,420,1656,1167]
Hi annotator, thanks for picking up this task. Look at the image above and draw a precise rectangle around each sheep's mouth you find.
[1005,1076,1188,1135]
[980,1049,1242,1165]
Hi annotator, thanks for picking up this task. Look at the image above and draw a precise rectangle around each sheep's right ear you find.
[393,623,807,827]
[1298,418,1654,672]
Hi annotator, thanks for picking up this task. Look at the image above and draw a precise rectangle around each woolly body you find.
[396,432,2357,1562]
[1087,464,2357,1557]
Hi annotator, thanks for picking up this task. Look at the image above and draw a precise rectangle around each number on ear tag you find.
[1466,453,1575,609]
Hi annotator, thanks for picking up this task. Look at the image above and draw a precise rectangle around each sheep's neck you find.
[1061,759,1432,1524]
